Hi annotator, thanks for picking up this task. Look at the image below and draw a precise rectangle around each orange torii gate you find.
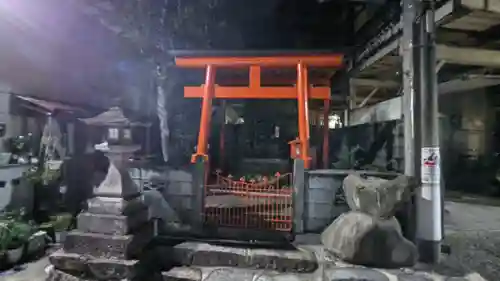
[174,54,344,169]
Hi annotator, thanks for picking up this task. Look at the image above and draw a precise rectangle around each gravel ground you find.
[429,201,500,280]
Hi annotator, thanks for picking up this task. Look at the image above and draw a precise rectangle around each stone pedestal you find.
[47,149,156,281]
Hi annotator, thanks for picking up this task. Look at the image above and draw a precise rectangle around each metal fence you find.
[204,173,294,232]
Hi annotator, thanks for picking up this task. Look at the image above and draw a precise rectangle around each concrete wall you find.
[129,167,195,223]
[440,90,493,160]
[336,88,495,193]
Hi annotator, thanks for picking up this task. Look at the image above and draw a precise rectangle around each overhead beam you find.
[184,86,331,99]
[436,45,500,67]
[351,78,399,88]
[175,55,344,68]
[351,0,458,73]
[349,75,500,126]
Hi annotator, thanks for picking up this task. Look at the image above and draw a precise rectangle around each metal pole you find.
[401,0,421,245]
[401,0,419,178]
[417,3,442,264]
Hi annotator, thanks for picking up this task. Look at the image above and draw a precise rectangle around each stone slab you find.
[172,242,317,273]
[162,267,202,281]
[77,209,150,235]
[49,249,88,272]
[87,258,139,280]
[46,269,91,281]
[325,268,391,281]
[87,196,147,215]
[249,247,317,272]
[63,222,155,259]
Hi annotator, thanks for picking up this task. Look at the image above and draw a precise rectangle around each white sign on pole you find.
[421,147,440,184]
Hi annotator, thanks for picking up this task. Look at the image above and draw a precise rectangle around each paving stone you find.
[87,196,147,215]
[46,269,92,281]
[325,267,391,281]
[64,222,155,259]
[77,210,150,235]
[396,272,436,281]
[202,268,275,281]
[162,267,202,281]
[173,242,248,267]
[172,242,317,273]
[87,258,139,280]
[49,249,88,272]
[248,247,317,272]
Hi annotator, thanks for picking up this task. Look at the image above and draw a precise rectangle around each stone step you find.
[49,249,87,273]
[171,242,317,273]
[87,196,147,216]
[63,222,155,259]
[162,267,202,281]
[49,249,140,280]
[77,209,149,235]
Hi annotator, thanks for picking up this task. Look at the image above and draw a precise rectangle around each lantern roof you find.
[80,107,150,127]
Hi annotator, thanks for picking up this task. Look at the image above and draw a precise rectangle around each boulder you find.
[321,211,417,268]
[342,174,414,218]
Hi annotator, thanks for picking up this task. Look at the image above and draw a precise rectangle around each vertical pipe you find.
[402,0,418,178]
[192,65,216,162]
[322,100,330,168]
[401,0,420,244]
[297,62,310,168]
[417,5,442,264]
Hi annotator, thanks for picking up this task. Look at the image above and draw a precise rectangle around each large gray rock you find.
[342,174,414,218]
[321,211,418,268]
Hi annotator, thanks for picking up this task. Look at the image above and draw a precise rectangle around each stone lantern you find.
[47,107,155,281]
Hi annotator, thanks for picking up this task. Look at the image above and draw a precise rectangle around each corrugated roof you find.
[16,95,86,113]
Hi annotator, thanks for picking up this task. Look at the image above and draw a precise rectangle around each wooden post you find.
[297,62,310,168]
[192,65,216,163]
[219,100,226,169]
[322,100,330,168]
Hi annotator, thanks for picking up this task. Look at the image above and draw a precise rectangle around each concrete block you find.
[162,267,202,281]
[166,181,194,196]
[168,170,193,182]
[77,210,150,235]
[167,195,193,210]
[49,249,87,272]
[87,196,147,215]
[64,222,155,259]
